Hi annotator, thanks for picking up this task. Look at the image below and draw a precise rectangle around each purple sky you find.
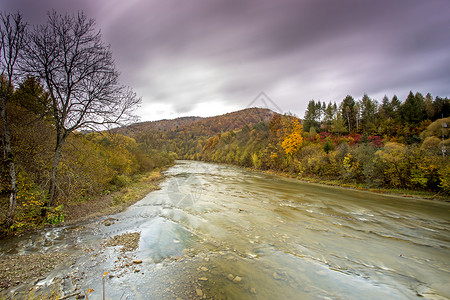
[2,0,450,121]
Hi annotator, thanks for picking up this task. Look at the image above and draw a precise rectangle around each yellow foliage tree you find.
[281,117,304,156]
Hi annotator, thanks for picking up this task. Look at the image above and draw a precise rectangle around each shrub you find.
[110,175,131,188]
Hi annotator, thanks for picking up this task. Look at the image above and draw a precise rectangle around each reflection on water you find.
[2,160,450,299]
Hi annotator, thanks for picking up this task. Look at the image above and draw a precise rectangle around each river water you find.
[2,160,450,299]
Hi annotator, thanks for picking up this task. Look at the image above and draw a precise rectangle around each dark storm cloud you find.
[1,0,449,120]
[1,0,96,24]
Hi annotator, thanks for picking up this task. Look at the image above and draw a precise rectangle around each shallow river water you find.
[2,160,450,299]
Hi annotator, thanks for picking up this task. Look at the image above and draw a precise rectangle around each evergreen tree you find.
[331,110,346,135]
[380,95,392,119]
[360,94,378,134]
[303,100,320,132]
[340,95,356,133]
[424,93,434,120]
[323,101,336,132]
[433,96,450,120]
[390,95,402,123]
[400,91,425,125]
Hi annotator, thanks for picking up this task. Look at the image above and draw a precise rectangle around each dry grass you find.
[63,170,164,224]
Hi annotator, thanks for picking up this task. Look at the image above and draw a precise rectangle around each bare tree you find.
[23,11,140,207]
[0,12,27,228]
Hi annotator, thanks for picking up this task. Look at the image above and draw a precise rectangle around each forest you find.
[133,93,449,197]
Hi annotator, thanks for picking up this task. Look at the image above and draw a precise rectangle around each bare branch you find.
[24,10,140,134]
[21,10,141,205]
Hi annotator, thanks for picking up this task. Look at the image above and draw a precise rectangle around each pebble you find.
[196,289,203,297]
[133,260,143,264]
[227,274,234,281]
[200,267,208,271]
[103,218,117,226]
[250,288,257,294]
[233,276,242,283]
[198,277,208,281]
[272,272,281,280]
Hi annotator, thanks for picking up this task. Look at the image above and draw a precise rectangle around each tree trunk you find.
[346,112,351,133]
[47,135,64,208]
[1,95,18,228]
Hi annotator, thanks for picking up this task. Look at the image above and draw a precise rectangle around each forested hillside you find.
[133,108,275,160]
[129,93,449,196]
[113,116,202,136]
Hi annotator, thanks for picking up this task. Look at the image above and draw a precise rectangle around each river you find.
[1,160,450,299]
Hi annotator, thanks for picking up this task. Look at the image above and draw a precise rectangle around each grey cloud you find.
[1,0,95,24]
[1,0,449,120]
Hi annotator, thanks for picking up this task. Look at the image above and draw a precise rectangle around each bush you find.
[110,175,131,188]
[46,205,65,224]
[438,163,450,194]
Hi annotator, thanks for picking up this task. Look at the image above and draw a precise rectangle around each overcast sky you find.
[2,0,450,121]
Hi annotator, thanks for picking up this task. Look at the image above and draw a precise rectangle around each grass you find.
[62,169,165,224]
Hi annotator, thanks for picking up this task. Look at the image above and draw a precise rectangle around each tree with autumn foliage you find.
[23,11,141,207]
[281,117,303,157]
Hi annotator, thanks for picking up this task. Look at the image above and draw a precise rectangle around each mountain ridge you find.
[114,107,277,137]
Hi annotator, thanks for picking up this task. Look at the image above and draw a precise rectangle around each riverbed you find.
[1,160,449,299]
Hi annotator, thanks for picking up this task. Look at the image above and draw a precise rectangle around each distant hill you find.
[114,107,276,137]
[113,116,202,137]
[177,107,275,136]
[111,107,277,160]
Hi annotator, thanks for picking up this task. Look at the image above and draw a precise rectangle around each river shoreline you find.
[0,169,166,298]
[240,165,450,202]
[62,169,166,225]
[194,158,449,201]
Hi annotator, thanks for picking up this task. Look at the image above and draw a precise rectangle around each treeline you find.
[303,92,449,142]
